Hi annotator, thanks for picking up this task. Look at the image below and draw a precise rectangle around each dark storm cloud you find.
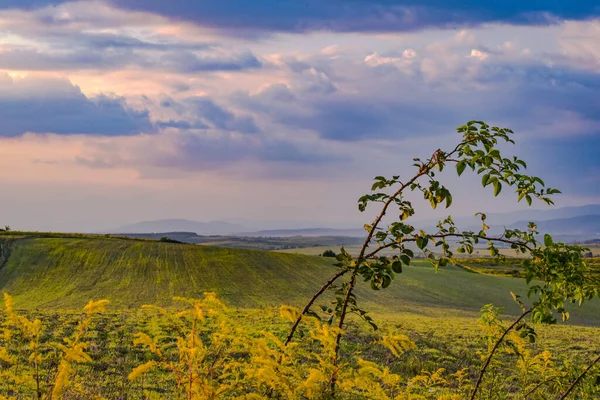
[157,51,262,73]
[102,1,600,33]
[186,97,260,134]
[1,1,598,34]
[0,75,266,137]
[0,45,262,73]
[0,76,152,137]
[168,132,342,169]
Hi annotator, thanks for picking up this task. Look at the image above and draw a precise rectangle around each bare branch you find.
[470,309,532,400]
[283,267,349,346]
[559,352,600,399]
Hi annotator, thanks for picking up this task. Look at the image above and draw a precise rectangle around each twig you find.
[329,271,357,395]
[328,148,453,394]
[283,268,349,346]
[522,377,560,398]
[558,352,600,399]
[365,233,533,259]
[469,309,532,400]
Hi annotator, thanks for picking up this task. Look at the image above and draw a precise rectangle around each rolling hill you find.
[0,236,599,325]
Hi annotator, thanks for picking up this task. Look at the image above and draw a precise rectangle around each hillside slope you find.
[0,237,334,309]
[1,237,599,324]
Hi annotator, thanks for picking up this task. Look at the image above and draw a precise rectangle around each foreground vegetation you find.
[1,293,599,399]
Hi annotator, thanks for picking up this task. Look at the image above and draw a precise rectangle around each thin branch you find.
[522,377,560,399]
[289,139,479,394]
[365,233,534,259]
[559,352,600,399]
[469,309,532,400]
[328,148,454,394]
[330,270,357,395]
[283,267,349,346]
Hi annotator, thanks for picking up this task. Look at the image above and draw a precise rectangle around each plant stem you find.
[35,350,40,399]
[329,271,357,395]
[327,149,447,395]
[188,316,197,400]
[559,352,600,399]
[365,233,533,259]
[469,309,531,400]
[283,267,349,346]
[522,377,559,398]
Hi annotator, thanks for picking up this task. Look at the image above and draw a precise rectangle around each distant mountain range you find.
[486,204,600,226]
[108,204,600,241]
[508,215,600,239]
[430,204,600,229]
[110,219,366,237]
[110,219,247,235]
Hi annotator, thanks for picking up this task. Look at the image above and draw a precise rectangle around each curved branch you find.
[469,309,532,400]
[559,352,600,399]
[327,148,458,394]
[283,267,349,346]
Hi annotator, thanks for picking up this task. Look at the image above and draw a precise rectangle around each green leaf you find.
[456,161,467,177]
[493,180,502,196]
[400,255,411,266]
[382,275,391,289]
[445,193,453,208]
[370,280,380,291]
[544,234,553,247]
[392,261,403,273]
[482,174,490,187]
[416,237,429,250]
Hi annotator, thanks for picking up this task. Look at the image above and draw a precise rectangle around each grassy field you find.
[1,236,599,325]
[0,236,335,309]
[588,243,600,256]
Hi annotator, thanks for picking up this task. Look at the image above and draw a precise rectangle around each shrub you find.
[321,249,337,257]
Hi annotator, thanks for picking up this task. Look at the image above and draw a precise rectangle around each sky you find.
[0,0,599,232]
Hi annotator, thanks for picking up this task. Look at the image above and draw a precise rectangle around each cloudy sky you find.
[1,1,599,232]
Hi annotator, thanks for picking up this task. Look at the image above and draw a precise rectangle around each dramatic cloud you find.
[0,2,262,73]
[2,1,599,35]
[106,1,600,34]
[0,75,152,136]
[1,1,599,230]
[235,43,600,144]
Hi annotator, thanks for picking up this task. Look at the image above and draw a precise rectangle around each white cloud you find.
[558,19,600,71]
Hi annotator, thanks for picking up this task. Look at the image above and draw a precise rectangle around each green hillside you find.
[1,236,599,325]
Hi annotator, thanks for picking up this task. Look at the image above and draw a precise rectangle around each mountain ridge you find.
[110,218,247,235]
[106,204,600,240]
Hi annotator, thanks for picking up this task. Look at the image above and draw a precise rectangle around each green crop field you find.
[0,236,336,309]
[1,236,599,324]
